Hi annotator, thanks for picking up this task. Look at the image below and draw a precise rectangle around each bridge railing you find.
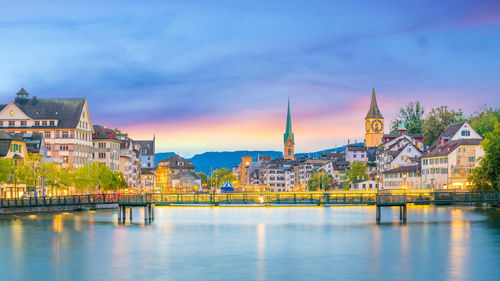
[376,194,406,205]
[0,194,120,208]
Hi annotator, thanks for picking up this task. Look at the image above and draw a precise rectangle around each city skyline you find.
[1,1,499,156]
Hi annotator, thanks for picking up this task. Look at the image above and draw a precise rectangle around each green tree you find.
[390,101,425,134]
[196,172,208,188]
[75,163,100,193]
[342,161,368,190]
[423,106,465,147]
[307,169,333,191]
[469,122,500,191]
[208,168,237,188]
[468,106,500,137]
[0,158,11,184]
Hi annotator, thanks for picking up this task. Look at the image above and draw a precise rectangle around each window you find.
[21,121,27,127]
[34,121,40,126]
[50,121,55,126]
[99,143,106,148]
[459,147,466,153]
[99,153,106,159]
[468,156,476,162]
[45,132,51,139]
[430,159,434,164]
[60,144,69,151]
[0,121,2,127]
[42,121,47,126]
[461,130,470,136]
[55,131,60,138]
[62,131,69,138]
[63,156,69,163]
[353,154,357,158]
[46,144,51,151]
[9,121,15,126]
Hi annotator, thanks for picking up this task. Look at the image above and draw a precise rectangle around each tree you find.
[390,101,425,134]
[208,168,237,188]
[423,106,465,147]
[307,169,333,191]
[342,161,368,190]
[75,163,101,193]
[469,122,500,191]
[468,106,500,137]
[0,158,11,184]
[196,172,208,189]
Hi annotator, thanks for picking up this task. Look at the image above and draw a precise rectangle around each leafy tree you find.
[0,158,11,184]
[196,172,208,188]
[307,169,333,191]
[468,106,500,137]
[423,106,465,147]
[342,161,368,190]
[75,163,101,193]
[208,168,237,188]
[469,122,500,191]
[390,101,425,134]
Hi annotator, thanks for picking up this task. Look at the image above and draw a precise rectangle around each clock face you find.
[365,120,371,132]
[372,120,383,133]
[10,110,14,116]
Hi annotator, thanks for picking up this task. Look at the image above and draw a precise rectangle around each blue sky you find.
[0,0,499,156]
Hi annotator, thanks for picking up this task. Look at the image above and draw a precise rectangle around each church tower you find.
[283,98,295,160]
[365,88,384,147]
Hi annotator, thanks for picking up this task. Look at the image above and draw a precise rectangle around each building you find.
[0,89,94,168]
[117,134,141,188]
[156,155,199,191]
[364,88,384,148]
[294,158,328,188]
[134,138,156,191]
[421,122,483,189]
[319,159,350,187]
[382,165,421,190]
[346,145,367,163]
[0,131,29,198]
[16,132,47,159]
[283,99,295,160]
[351,180,379,190]
[382,121,424,145]
[258,159,295,192]
[92,125,121,172]
[238,155,253,185]
[140,168,156,191]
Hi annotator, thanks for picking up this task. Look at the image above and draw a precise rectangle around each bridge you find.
[0,191,499,222]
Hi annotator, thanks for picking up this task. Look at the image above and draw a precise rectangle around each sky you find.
[0,0,499,157]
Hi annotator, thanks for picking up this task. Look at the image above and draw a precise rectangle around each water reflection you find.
[256,223,266,281]
[448,209,470,281]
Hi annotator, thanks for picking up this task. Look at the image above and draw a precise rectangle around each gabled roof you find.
[159,155,195,169]
[93,125,118,140]
[382,165,420,174]
[347,145,367,152]
[133,140,155,155]
[429,122,465,149]
[423,138,482,157]
[0,130,13,156]
[365,88,383,119]
[0,96,86,129]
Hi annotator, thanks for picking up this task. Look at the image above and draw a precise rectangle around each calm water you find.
[1,206,500,281]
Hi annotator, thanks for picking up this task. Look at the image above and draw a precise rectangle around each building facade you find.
[92,125,121,172]
[0,89,94,168]
[382,165,421,190]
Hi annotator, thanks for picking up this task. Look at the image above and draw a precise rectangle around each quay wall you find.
[0,203,118,215]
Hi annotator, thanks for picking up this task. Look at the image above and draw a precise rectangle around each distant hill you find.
[155,143,363,174]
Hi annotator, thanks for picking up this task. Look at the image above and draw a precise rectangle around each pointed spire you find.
[365,88,383,119]
[284,97,294,144]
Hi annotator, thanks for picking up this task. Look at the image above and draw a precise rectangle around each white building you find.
[382,165,421,190]
[421,122,483,189]
[346,145,367,163]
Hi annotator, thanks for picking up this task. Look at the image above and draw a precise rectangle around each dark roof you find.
[172,171,201,180]
[0,130,13,156]
[93,125,118,140]
[141,168,155,175]
[429,122,465,149]
[347,145,367,152]
[159,155,195,169]
[382,165,420,174]
[423,138,482,157]
[134,140,155,155]
[365,88,383,119]
[383,133,424,139]
[0,97,86,129]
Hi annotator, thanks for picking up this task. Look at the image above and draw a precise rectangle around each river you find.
[1,206,499,281]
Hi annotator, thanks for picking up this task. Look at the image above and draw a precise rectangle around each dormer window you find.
[461,130,470,136]
[178,162,184,166]
[35,121,40,126]
[9,121,15,127]
[50,121,55,126]
[20,121,27,127]
[42,121,47,126]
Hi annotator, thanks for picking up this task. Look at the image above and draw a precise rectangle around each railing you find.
[0,194,120,208]
[1,191,499,209]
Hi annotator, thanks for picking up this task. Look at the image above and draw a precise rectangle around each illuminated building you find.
[364,88,384,148]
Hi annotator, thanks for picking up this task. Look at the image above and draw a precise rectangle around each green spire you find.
[365,88,383,119]
[284,98,294,144]
[398,120,407,131]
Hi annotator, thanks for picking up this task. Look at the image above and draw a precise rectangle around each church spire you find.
[365,88,383,119]
[284,98,294,144]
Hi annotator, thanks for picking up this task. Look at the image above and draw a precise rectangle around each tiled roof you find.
[159,155,195,169]
[429,122,465,149]
[423,138,482,157]
[383,133,424,138]
[133,140,155,155]
[382,165,420,174]
[172,171,201,180]
[0,130,13,156]
[0,97,86,129]
[141,168,155,175]
[93,125,118,140]
[347,145,367,152]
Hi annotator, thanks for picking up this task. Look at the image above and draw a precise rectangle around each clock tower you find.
[365,88,384,148]
[283,98,295,160]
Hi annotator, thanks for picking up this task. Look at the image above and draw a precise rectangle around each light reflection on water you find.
[0,206,499,281]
